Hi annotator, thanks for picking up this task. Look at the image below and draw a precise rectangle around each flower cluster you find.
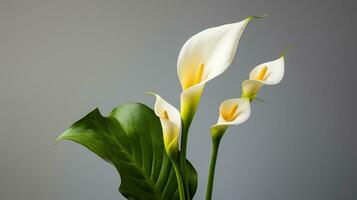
[150,16,285,200]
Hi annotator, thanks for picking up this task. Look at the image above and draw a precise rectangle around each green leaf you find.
[57,103,198,200]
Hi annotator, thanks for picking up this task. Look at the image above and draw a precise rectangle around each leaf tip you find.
[56,126,76,144]
[55,131,67,143]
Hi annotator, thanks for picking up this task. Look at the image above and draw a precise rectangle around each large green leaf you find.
[58,103,198,200]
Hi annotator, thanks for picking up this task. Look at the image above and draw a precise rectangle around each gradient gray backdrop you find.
[1,0,356,199]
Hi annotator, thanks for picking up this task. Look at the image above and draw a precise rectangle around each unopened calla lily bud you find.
[150,93,181,158]
[242,55,285,100]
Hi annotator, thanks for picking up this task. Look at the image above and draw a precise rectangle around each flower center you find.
[255,66,268,81]
[222,103,239,122]
[162,110,169,120]
[184,63,205,89]
[193,63,205,85]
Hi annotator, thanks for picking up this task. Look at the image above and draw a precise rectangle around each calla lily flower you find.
[178,17,258,124]
[242,55,285,99]
[211,98,251,138]
[150,93,181,157]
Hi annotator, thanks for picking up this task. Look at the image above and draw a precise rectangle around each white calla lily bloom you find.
[150,93,181,157]
[242,55,285,99]
[211,98,251,138]
[178,17,257,124]
[213,98,251,127]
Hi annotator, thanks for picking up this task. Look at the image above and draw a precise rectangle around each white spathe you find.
[178,17,253,123]
[150,93,181,156]
[212,98,251,127]
[249,56,285,85]
[242,56,285,98]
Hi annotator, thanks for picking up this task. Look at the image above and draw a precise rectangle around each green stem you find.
[173,161,186,200]
[205,135,223,200]
[179,121,191,200]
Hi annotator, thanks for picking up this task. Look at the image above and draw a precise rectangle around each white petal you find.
[213,98,251,127]
[242,79,264,98]
[177,18,251,90]
[249,56,285,85]
[149,92,181,129]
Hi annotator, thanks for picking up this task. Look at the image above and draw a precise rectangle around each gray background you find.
[1,0,356,199]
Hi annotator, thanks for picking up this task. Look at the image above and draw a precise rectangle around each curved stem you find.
[205,135,222,200]
[173,161,186,200]
[179,121,191,199]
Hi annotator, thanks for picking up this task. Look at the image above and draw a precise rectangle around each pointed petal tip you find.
[280,47,290,57]
[145,92,161,101]
[247,14,268,21]
[145,91,156,96]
